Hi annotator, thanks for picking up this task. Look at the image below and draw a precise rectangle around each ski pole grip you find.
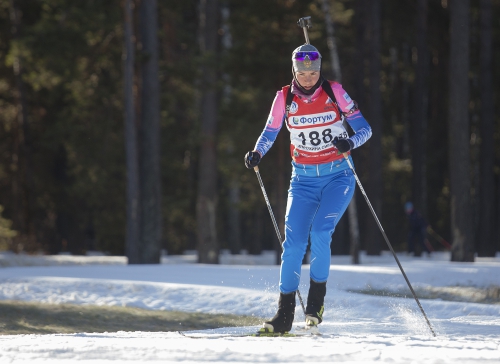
[343,153,349,160]
[297,17,311,28]
[297,16,312,45]
[253,166,259,172]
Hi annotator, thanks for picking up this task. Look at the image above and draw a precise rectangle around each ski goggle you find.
[294,51,320,61]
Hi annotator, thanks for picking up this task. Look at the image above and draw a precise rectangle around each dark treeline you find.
[0,0,498,261]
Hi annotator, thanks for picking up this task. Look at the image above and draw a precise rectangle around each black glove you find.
[244,151,261,169]
[333,137,354,153]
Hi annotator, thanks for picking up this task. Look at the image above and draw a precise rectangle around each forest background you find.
[0,0,498,264]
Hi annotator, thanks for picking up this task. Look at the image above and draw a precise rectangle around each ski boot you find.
[304,279,326,333]
[259,291,296,334]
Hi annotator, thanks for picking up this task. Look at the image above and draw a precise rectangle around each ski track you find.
[0,251,498,363]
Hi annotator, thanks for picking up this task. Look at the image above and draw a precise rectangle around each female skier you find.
[244,44,372,334]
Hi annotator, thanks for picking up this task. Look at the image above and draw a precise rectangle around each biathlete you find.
[244,43,372,334]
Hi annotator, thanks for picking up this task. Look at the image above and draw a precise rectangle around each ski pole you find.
[427,226,452,249]
[253,166,306,316]
[424,238,434,253]
[342,154,437,337]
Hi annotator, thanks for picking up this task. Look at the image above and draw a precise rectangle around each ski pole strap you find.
[320,80,344,122]
[284,80,344,123]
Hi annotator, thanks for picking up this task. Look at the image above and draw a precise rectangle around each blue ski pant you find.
[279,167,355,294]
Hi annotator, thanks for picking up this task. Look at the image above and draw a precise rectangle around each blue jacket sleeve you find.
[254,128,281,157]
[346,111,372,149]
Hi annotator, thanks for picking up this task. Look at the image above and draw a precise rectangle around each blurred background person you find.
[404,202,432,257]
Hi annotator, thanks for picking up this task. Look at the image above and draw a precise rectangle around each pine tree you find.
[448,0,474,262]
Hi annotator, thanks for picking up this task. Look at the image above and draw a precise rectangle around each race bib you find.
[290,121,348,153]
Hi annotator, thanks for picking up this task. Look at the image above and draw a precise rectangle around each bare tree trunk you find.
[321,0,341,82]
[411,0,429,223]
[219,5,240,256]
[354,0,366,109]
[321,0,360,264]
[402,43,411,160]
[347,196,360,264]
[366,0,382,256]
[248,208,263,255]
[354,0,369,256]
[197,0,219,264]
[139,0,162,264]
[124,0,141,264]
[228,179,241,255]
[498,180,500,255]
[478,0,495,257]
[9,0,36,242]
[448,0,474,262]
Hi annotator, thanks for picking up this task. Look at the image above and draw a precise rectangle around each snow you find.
[0,250,499,363]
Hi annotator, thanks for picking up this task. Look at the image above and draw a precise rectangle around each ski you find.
[177,329,321,339]
[295,325,322,335]
[178,332,314,339]
[178,331,305,339]
[253,330,305,337]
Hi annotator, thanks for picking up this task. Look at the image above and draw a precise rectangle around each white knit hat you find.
[291,44,322,72]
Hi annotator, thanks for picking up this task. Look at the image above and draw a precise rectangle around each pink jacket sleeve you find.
[266,90,286,131]
[331,82,356,113]
[253,91,286,157]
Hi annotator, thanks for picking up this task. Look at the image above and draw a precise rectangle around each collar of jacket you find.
[290,78,324,102]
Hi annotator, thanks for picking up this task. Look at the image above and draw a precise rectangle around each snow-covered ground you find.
[0,250,499,363]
